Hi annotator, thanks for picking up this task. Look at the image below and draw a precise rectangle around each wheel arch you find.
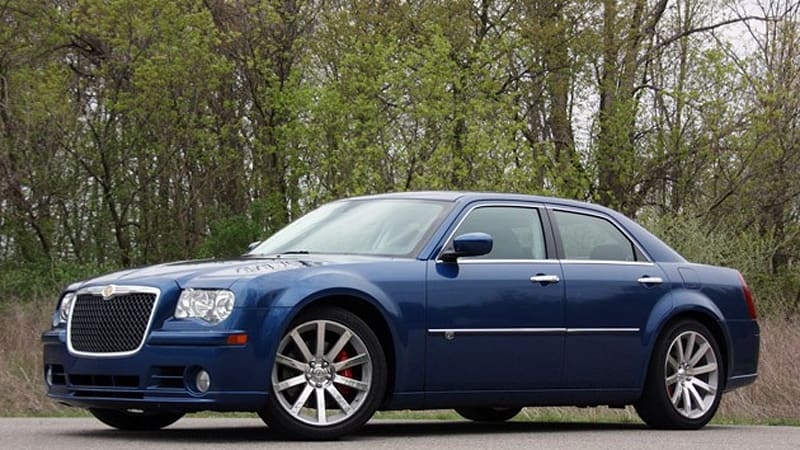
[640,291,733,392]
[276,289,399,407]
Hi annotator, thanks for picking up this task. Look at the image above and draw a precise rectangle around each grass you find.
[2,299,797,425]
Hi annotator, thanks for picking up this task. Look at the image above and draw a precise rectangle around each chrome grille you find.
[68,291,157,355]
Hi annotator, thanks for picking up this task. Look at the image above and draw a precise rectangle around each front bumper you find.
[42,327,272,412]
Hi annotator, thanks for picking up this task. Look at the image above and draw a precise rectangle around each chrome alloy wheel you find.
[271,319,373,427]
[664,330,719,419]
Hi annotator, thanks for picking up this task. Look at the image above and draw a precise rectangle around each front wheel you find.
[89,408,184,430]
[635,320,723,429]
[259,307,387,440]
[455,407,521,422]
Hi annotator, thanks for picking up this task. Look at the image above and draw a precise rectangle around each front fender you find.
[247,263,427,393]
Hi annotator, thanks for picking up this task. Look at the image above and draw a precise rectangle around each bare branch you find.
[639,15,773,66]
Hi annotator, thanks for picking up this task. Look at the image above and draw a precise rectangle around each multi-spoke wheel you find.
[635,320,723,429]
[259,307,387,440]
[455,406,521,422]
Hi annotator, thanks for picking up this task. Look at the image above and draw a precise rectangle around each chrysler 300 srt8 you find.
[43,192,759,439]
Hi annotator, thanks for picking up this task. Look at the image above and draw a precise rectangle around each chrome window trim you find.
[457,259,560,265]
[435,202,548,263]
[67,285,161,358]
[548,205,654,263]
[558,259,654,267]
[428,327,640,335]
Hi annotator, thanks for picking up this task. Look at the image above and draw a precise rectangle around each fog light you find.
[196,370,211,393]
[45,366,53,387]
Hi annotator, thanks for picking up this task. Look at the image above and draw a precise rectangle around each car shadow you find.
[60,420,661,443]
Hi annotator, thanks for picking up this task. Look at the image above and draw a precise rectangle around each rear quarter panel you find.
[655,263,759,385]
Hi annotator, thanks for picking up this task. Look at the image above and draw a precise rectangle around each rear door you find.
[551,207,668,389]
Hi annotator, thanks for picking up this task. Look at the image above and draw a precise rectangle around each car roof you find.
[348,191,616,214]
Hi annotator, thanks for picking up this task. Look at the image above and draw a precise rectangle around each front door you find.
[425,204,565,391]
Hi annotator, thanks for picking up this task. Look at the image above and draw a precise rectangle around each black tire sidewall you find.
[261,306,388,440]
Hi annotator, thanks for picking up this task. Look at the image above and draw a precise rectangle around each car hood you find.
[79,257,328,290]
[76,254,400,290]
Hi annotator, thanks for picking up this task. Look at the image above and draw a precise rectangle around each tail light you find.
[737,272,757,319]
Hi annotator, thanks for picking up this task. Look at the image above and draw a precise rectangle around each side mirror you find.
[440,232,493,262]
[247,240,262,251]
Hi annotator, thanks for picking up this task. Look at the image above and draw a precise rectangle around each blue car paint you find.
[560,261,671,389]
[263,261,424,393]
[425,259,566,390]
[42,191,759,413]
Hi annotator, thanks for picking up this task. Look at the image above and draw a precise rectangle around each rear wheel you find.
[89,408,184,430]
[455,407,521,422]
[635,320,723,429]
[259,307,387,440]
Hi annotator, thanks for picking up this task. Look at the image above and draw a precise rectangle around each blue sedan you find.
[42,192,759,439]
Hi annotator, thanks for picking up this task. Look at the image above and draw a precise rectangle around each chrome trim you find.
[566,328,640,334]
[530,274,560,283]
[559,259,654,267]
[637,276,664,284]
[435,202,549,263]
[81,284,155,298]
[728,373,758,381]
[428,327,640,335]
[67,285,161,358]
[457,259,559,265]
[548,205,654,262]
[428,328,565,335]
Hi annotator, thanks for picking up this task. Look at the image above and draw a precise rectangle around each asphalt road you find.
[1,418,798,449]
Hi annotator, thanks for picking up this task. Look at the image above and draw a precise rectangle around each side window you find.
[451,206,546,260]
[553,210,635,261]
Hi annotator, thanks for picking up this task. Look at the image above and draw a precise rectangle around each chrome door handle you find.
[637,276,663,285]
[530,275,560,284]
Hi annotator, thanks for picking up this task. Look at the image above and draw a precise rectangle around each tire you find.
[259,306,387,440]
[89,408,184,430]
[455,407,521,422]
[635,320,724,429]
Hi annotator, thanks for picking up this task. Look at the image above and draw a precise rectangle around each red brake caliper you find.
[335,349,353,396]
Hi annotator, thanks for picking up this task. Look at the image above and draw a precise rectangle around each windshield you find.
[249,199,451,257]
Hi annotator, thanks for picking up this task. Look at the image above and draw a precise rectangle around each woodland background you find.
[0,0,798,419]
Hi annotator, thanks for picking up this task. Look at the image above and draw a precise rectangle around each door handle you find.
[530,274,560,284]
[637,276,663,285]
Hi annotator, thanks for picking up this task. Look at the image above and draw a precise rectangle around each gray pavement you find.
[0,417,797,449]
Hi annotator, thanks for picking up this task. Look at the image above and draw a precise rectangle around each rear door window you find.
[552,210,636,261]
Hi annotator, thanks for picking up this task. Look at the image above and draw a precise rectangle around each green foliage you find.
[642,214,799,317]
[0,261,117,302]
[0,0,798,317]
[194,200,274,259]
[194,215,261,259]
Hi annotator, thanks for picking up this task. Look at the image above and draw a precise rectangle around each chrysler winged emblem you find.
[101,284,116,300]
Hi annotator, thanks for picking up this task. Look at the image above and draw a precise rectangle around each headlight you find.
[53,292,76,327]
[175,289,235,324]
